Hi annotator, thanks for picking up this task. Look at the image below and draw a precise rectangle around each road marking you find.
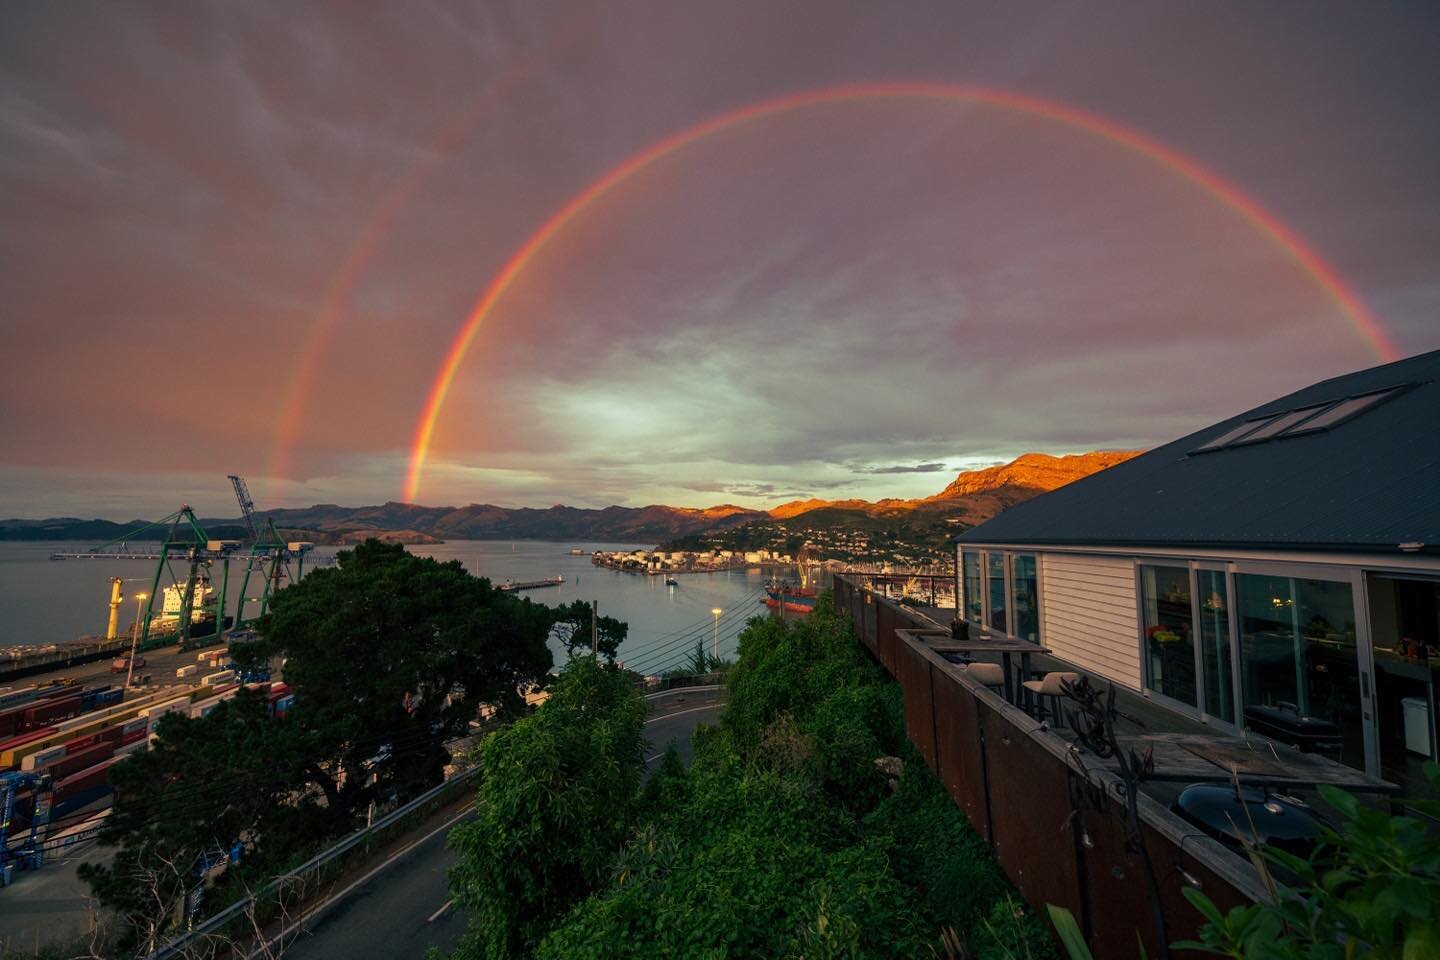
[646,703,722,724]
[426,899,454,923]
[244,803,476,959]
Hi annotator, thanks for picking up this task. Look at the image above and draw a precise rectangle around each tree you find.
[80,690,321,951]
[547,599,628,660]
[447,657,647,960]
[231,539,555,830]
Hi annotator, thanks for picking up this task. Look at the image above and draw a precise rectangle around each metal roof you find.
[956,349,1440,555]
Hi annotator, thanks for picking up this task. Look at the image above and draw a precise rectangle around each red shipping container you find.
[36,685,83,702]
[65,732,101,754]
[20,694,84,731]
[47,742,115,780]
[120,728,147,746]
[0,707,23,739]
[54,757,118,800]
[0,726,59,762]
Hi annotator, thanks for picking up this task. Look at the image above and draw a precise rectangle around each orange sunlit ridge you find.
[404,81,1401,503]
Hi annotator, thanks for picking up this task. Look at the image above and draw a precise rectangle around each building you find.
[956,349,1440,793]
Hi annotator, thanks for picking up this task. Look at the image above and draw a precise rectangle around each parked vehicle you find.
[110,656,146,674]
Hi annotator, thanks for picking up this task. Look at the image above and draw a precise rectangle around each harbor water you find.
[0,540,775,673]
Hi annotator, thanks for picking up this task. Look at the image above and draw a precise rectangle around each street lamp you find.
[711,608,723,661]
[126,593,148,690]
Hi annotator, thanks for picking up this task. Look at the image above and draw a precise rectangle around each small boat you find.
[664,576,679,586]
[568,548,587,556]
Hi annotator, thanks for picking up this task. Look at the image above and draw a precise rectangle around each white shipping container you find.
[21,745,68,771]
[200,670,235,687]
[114,738,149,758]
[176,665,198,678]
[197,651,211,662]
[190,688,238,719]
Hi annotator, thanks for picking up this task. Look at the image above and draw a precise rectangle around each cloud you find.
[858,462,950,475]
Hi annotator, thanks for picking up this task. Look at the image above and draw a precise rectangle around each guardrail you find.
[147,765,481,960]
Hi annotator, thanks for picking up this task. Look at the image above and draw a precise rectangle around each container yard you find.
[0,670,292,885]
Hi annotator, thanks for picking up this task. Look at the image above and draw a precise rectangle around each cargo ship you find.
[762,580,816,615]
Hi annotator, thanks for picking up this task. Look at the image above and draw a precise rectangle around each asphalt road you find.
[280,687,724,960]
[4,641,228,692]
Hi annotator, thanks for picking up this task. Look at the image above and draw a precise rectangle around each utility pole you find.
[591,600,597,656]
[125,593,147,690]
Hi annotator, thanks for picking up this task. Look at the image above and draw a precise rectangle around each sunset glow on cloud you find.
[2,1,1437,518]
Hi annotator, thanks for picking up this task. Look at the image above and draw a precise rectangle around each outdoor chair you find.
[1022,671,1080,723]
[963,662,1005,690]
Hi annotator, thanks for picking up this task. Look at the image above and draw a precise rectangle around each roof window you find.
[1189,384,1409,455]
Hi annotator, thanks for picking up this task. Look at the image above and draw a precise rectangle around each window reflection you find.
[986,553,1006,633]
[1141,564,1196,707]
[963,550,982,623]
[1011,554,1038,642]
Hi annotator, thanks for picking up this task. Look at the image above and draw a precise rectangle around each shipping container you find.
[200,670,234,687]
[113,737,148,758]
[271,694,295,717]
[19,693,85,731]
[20,744,68,771]
[46,742,115,781]
[53,757,118,799]
[51,782,113,819]
[0,727,60,768]
[0,686,42,711]
[176,664,198,679]
[190,687,238,719]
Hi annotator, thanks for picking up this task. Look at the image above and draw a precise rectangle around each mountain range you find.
[0,452,1136,546]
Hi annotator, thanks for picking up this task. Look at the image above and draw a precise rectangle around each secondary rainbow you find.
[404,81,1399,503]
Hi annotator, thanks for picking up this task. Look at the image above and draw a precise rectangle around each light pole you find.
[125,593,147,690]
[711,608,722,662]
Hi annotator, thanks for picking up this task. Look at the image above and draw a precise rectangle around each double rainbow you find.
[319,83,1395,503]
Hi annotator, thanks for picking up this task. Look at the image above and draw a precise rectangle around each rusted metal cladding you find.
[1143,821,1254,955]
[931,668,989,835]
[875,602,898,676]
[898,645,937,771]
[979,702,1086,920]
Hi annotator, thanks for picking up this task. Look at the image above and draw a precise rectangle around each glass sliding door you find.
[1011,554,1039,642]
[1140,564,1198,708]
[986,553,1007,633]
[1236,572,1365,770]
[962,550,983,624]
[1196,568,1235,724]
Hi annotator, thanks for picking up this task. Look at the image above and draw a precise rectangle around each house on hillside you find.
[955,348,1440,794]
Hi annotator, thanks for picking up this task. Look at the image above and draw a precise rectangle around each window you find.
[1235,573,1363,770]
[987,553,1007,633]
[962,550,983,623]
[1193,418,1272,452]
[1196,569,1235,723]
[1011,554,1039,642]
[1140,564,1197,707]
[1231,405,1327,443]
[1284,388,1401,435]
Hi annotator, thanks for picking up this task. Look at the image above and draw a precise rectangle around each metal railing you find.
[148,765,481,960]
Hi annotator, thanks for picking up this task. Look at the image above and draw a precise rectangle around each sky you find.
[2,0,1438,519]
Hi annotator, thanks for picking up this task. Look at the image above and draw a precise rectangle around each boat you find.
[664,576,679,586]
[568,548,587,556]
[762,579,817,614]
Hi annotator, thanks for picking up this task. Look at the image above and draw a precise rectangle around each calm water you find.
[0,540,771,674]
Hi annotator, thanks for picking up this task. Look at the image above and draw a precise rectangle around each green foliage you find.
[447,657,647,960]
[80,690,322,949]
[236,539,556,827]
[496,593,1052,960]
[548,599,628,659]
[1174,762,1440,959]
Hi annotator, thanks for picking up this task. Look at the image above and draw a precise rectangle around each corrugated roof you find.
[957,349,1440,555]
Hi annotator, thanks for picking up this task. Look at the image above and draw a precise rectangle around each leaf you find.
[1046,904,1094,960]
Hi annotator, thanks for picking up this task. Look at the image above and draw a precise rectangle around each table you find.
[926,635,1049,704]
[1112,732,1399,795]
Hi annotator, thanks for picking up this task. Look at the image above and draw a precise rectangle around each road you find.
[3,641,228,692]
[280,687,724,960]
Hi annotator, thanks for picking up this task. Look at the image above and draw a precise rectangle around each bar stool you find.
[1021,671,1080,723]
[963,662,1005,690]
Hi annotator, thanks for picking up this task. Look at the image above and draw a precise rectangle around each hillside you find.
[1,452,1135,549]
[666,451,1141,563]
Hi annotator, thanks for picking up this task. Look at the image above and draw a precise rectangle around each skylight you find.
[1189,384,1409,455]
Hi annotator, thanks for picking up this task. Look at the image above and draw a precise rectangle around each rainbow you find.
[403,82,1399,503]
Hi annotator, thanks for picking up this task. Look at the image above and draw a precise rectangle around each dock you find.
[497,576,565,592]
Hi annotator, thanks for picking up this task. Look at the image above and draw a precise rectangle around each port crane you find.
[226,475,314,627]
[0,771,52,878]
